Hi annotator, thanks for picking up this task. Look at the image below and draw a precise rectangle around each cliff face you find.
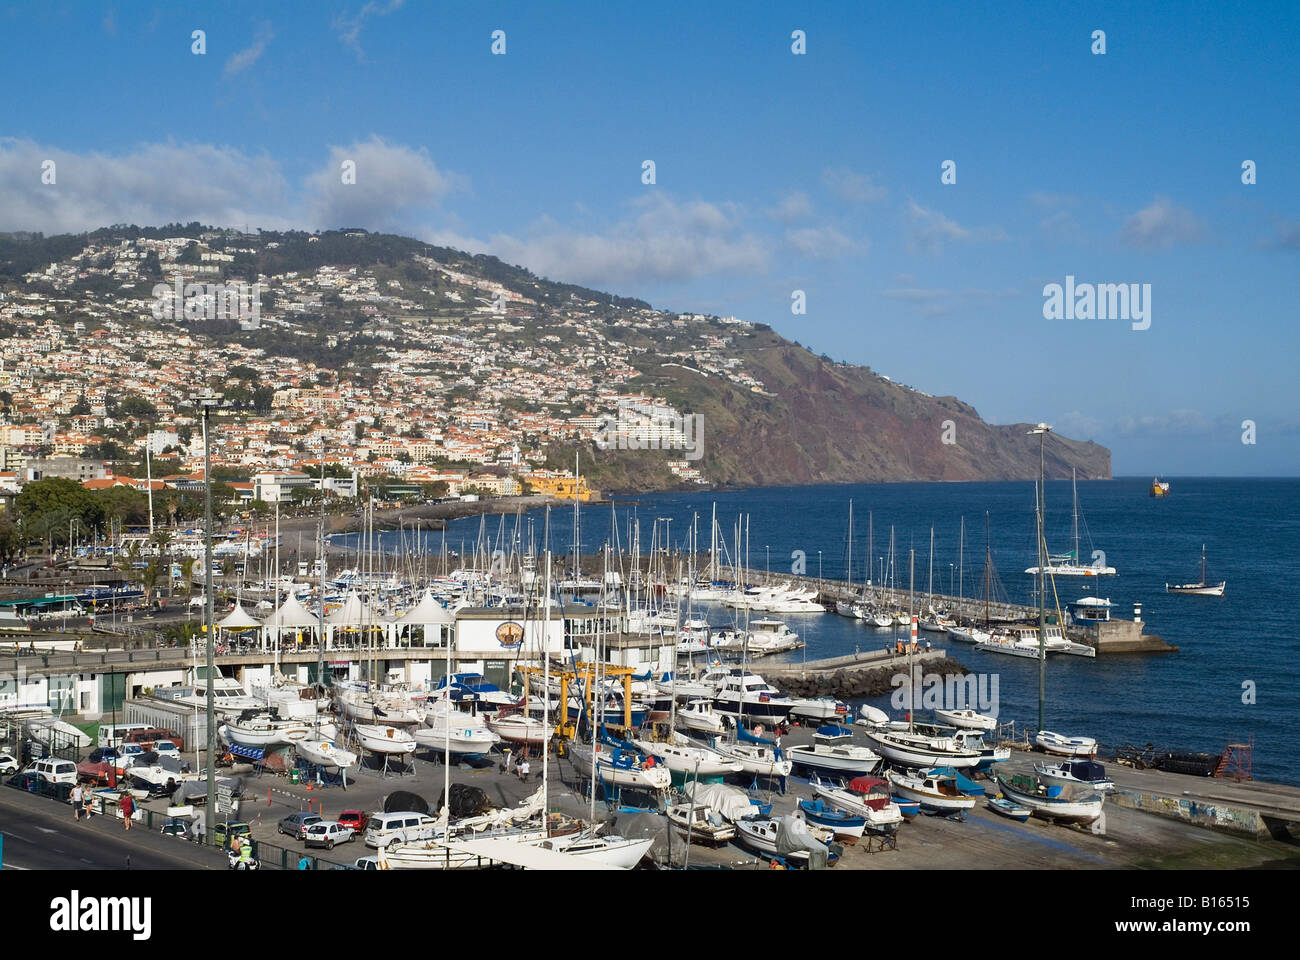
[624,341,1109,488]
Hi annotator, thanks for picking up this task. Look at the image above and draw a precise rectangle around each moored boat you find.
[1035,730,1098,757]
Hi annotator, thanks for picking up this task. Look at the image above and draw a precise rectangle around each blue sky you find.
[2,1,1298,475]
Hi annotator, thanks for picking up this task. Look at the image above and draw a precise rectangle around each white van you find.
[363,811,438,848]
[25,758,78,785]
[97,723,149,747]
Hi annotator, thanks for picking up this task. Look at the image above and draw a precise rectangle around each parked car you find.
[214,822,251,849]
[0,753,19,776]
[332,856,379,871]
[278,811,323,840]
[87,746,122,765]
[160,817,191,838]
[23,758,78,786]
[303,821,354,850]
[152,740,181,760]
[336,810,368,833]
[364,811,439,848]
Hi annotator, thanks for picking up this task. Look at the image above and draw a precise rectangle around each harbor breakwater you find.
[774,654,972,701]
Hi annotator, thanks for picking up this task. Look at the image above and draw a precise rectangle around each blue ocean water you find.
[345,478,1299,785]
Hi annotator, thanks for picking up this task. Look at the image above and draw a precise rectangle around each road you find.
[0,786,228,870]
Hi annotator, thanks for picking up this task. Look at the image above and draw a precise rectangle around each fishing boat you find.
[863,728,982,769]
[632,733,744,776]
[1035,758,1115,793]
[354,723,418,755]
[809,775,904,835]
[1166,545,1226,596]
[676,698,730,735]
[567,741,673,790]
[996,773,1105,824]
[885,769,978,814]
[892,796,921,820]
[664,803,737,844]
[934,708,997,731]
[1150,478,1170,498]
[1035,731,1098,757]
[296,739,359,770]
[786,737,882,776]
[734,817,838,867]
[986,796,1031,822]
[797,798,867,839]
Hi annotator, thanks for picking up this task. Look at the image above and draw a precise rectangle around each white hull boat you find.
[567,741,673,790]
[713,740,793,777]
[633,735,743,776]
[221,717,310,747]
[788,696,850,722]
[1035,731,1097,757]
[886,769,977,813]
[525,831,653,869]
[997,774,1105,824]
[934,708,997,731]
[863,729,982,769]
[665,803,736,844]
[676,699,730,734]
[296,739,358,769]
[809,775,903,835]
[355,723,417,755]
[786,741,881,775]
[487,714,554,746]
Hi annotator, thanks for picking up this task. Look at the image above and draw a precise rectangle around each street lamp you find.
[1027,422,1052,734]
[817,550,822,586]
[190,391,226,845]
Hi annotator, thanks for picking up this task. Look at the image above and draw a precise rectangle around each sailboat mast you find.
[847,500,853,592]
[928,526,934,605]
[1072,467,1080,563]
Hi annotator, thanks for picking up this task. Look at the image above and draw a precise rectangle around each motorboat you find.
[567,741,672,790]
[934,708,997,731]
[487,713,554,746]
[862,728,982,769]
[734,817,838,868]
[986,796,1031,822]
[949,729,1011,771]
[415,701,501,757]
[664,803,736,844]
[712,671,796,722]
[354,723,417,755]
[857,704,891,727]
[296,739,359,769]
[885,769,977,814]
[432,673,521,710]
[1035,758,1115,794]
[788,696,851,722]
[1035,731,1098,757]
[796,798,866,839]
[995,773,1106,825]
[786,739,881,776]
[809,774,904,836]
[220,712,310,747]
[632,733,744,777]
[676,698,730,735]
[23,714,93,749]
[712,738,793,778]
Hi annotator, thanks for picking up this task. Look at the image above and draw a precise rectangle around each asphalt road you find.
[0,786,228,870]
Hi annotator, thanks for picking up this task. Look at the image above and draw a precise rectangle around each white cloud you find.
[904,200,1006,255]
[480,194,770,287]
[334,0,404,60]
[1055,411,1105,439]
[785,225,858,260]
[1113,409,1211,437]
[225,24,275,76]
[822,168,886,204]
[768,191,813,223]
[1120,196,1206,249]
[305,136,462,231]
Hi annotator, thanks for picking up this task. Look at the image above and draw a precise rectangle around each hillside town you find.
[0,228,770,510]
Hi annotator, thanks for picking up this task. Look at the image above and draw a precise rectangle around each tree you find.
[0,517,22,564]
[95,485,149,526]
[17,477,105,547]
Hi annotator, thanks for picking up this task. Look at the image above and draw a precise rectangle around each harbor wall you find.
[1110,788,1267,837]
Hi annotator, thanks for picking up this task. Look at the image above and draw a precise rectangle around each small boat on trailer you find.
[1035,731,1098,757]
[986,796,1031,822]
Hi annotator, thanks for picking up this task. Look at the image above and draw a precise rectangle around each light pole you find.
[191,391,224,845]
[1027,422,1052,734]
[817,550,823,586]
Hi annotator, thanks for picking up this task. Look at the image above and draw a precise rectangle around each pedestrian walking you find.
[519,757,530,783]
[70,783,83,821]
[83,789,94,820]
[119,791,134,831]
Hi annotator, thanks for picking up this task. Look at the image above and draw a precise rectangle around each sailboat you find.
[1166,544,1225,596]
[1025,469,1116,576]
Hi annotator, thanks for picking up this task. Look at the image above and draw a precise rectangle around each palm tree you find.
[179,556,196,594]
